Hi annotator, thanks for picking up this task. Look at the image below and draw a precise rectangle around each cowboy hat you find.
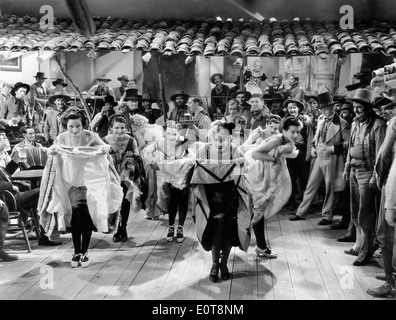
[96,73,112,82]
[48,94,72,105]
[52,78,68,87]
[263,94,273,103]
[317,92,337,109]
[117,75,134,82]
[104,95,118,106]
[11,82,30,96]
[210,73,224,84]
[170,90,189,101]
[304,90,319,101]
[33,72,47,79]
[349,88,375,107]
[333,95,347,103]
[374,96,392,109]
[124,89,141,101]
[231,89,252,101]
[272,74,283,82]
[283,98,304,112]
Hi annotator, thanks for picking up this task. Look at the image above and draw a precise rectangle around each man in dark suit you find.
[289,92,350,225]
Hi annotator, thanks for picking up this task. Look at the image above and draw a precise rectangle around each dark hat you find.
[263,94,272,102]
[48,94,72,105]
[231,89,252,101]
[349,88,375,107]
[283,98,304,112]
[317,92,337,109]
[374,96,392,109]
[124,89,141,101]
[210,73,224,84]
[271,93,284,102]
[340,103,353,112]
[104,95,118,106]
[333,95,347,103]
[52,78,68,87]
[96,73,112,82]
[11,82,30,96]
[170,90,189,101]
[117,75,134,82]
[34,72,47,79]
[141,93,154,101]
[304,90,319,101]
[272,74,283,82]
[382,89,396,110]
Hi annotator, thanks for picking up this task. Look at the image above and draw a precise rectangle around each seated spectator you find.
[11,126,48,170]
[50,79,70,96]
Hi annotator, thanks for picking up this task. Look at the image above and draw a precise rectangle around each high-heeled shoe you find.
[220,263,230,281]
[209,262,219,283]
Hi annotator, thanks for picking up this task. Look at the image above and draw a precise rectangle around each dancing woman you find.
[190,120,253,283]
[141,120,195,242]
[38,107,123,268]
[246,117,301,256]
[103,115,147,243]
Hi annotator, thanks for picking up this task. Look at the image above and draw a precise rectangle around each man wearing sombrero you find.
[230,89,253,129]
[267,74,285,97]
[0,82,32,127]
[43,94,72,145]
[50,78,70,96]
[141,93,162,124]
[87,73,116,98]
[90,95,117,138]
[290,92,350,226]
[342,88,386,266]
[30,72,50,109]
[210,73,231,120]
[114,75,134,101]
[281,97,313,210]
[169,91,190,123]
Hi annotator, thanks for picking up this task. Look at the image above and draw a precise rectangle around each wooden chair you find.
[2,190,31,253]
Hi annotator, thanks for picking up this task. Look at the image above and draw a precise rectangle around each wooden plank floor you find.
[0,207,392,300]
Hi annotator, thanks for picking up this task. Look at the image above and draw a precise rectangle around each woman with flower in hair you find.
[103,115,147,243]
[190,120,253,283]
[38,107,123,268]
[140,120,195,242]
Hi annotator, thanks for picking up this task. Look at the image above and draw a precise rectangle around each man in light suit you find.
[290,92,350,225]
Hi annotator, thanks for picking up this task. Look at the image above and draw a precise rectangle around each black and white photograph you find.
[0,0,396,306]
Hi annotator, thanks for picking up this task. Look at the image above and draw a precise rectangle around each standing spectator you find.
[168,91,190,123]
[281,98,313,210]
[44,94,71,145]
[210,73,231,120]
[367,111,396,298]
[30,72,50,110]
[186,96,211,142]
[114,75,133,101]
[50,79,70,96]
[230,89,252,128]
[342,89,386,266]
[87,73,116,98]
[266,74,285,97]
[141,93,162,124]
[270,93,286,118]
[284,75,304,101]
[0,82,32,127]
[249,94,271,130]
[289,92,350,225]
[90,95,117,138]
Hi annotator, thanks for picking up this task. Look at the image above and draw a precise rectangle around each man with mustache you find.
[342,89,386,266]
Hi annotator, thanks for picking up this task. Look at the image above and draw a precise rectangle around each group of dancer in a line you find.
[33,102,300,283]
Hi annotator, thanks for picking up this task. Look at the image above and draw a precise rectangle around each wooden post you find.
[157,53,167,122]
[333,56,342,94]
[239,56,247,89]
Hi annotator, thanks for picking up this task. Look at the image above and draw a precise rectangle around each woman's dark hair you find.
[109,115,128,127]
[61,107,87,128]
[283,116,302,131]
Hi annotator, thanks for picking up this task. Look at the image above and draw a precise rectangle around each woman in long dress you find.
[38,107,123,268]
[245,117,301,256]
[191,120,253,282]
